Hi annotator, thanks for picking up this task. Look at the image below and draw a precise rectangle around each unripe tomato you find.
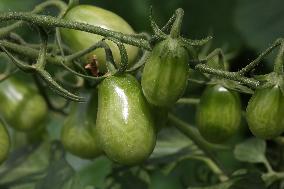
[0,121,10,165]
[96,74,156,165]
[246,86,284,139]
[60,5,139,73]
[0,78,47,131]
[196,85,242,143]
[141,37,189,107]
[61,91,102,159]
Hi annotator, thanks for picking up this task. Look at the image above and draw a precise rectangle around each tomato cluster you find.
[1,4,284,167]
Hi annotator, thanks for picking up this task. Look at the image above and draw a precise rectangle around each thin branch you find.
[238,38,284,75]
[0,12,151,50]
[0,0,67,38]
[195,64,260,88]
[176,98,200,105]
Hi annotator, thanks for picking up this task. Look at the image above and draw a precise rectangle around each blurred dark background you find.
[1,0,284,69]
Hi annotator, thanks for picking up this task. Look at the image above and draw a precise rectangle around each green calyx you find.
[254,72,284,94]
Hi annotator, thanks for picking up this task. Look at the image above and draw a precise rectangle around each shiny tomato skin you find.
[196,85,242,143]
[95,74,156,165]
[246,86,284,139]
[141,37,189,107]
[60,5,139,73]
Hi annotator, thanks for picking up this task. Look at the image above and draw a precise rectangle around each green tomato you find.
[141,37,189,107]
[196,85,242,143]
[60,5,139,73]
[246,86,284,139]
[0,78,47,131]
[96,74,156,165]
[0,121,10,165]
[61,91,102,159]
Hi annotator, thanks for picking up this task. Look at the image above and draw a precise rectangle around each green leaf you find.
[150,127,200,159]
[149,171,183,189]
[111,169,148,189]
[77,156,112,188]
[190,181,233,189]
[63,174,84,189]
[233,138,266,163]
[229,172,266,189]
[35,158,75,189]
[189,172,265,189]
[0,143,50,184]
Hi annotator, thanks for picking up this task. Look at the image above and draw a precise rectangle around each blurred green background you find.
[0,0,284,188]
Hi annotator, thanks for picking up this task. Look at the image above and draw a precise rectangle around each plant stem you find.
[195,64,260,88]
[273,42,284,74]
[238,38,283,75]
[168,113,229,181]
[0,12,151,50]
[0,1,67,38]
[176,98,200,105]
[170,8,184,38]
[0,40,64,65]
[263,158,275,174]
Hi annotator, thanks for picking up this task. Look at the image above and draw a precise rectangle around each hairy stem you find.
[170,8,184,38]
[0,0,67,38]
[176,98,200,105]
[0,12,151,50]
[238,38,283,75]
[195,64,260,88]
[0,40,64,65]
[273,42,284,74]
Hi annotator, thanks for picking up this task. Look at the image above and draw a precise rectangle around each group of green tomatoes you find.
[1,4,284,166]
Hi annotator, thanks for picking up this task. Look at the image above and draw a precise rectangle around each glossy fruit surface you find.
[0,78,47,131]
[96,74,156,165]
[141,37,189,107]
[196,85,242,143]
[60,5,139,73]
[0,121,10,165]
[246,86,284,139]
[61,91,102,159]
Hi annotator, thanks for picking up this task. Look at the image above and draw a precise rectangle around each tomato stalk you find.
[0,40,64,65]
[0,0,67,39]
[195,64,260,88]
[238,38,284,75]
[170,8,184,39]
[176,98,200,105]
[273,42,284,74]
[0,12,152,50]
